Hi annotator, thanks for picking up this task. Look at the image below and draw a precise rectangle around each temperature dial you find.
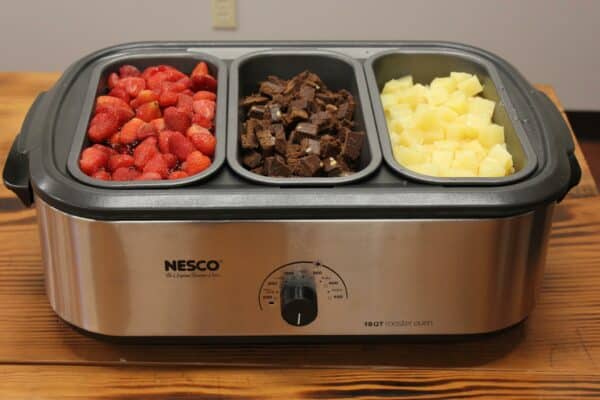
[280,277,318,326]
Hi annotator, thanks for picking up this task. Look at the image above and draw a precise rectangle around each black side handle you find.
[535,91,581,202]
[2,92,47,207]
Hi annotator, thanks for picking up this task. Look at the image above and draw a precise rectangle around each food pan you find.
[66,51,227,188]
[228,49,382,186]
[365,48,538,185]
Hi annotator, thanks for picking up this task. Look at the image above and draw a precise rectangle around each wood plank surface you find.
[0,72,599,398]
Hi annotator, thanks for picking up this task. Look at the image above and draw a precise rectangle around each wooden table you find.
[0,73,599,399]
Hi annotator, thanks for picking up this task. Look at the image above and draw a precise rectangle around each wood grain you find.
[2,365,600,399]
[0,72,599,398]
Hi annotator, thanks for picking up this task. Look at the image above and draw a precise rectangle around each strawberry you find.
[158,90,179,108]
[108,87,130,103]
[141,66,161,81]
[188,128,216,157]
[177,76,193,90]
[130,90,159,109]
[112,167,141,181]
[191,113,213,129]
[95,96,134,124]
[193,91,217,101]
[184,151,212,175]
[91,169,111,180]
[92,144,117,157]
[79,146,110,175]
[192,74,217,92]
[108,72,120,89]
[164,107,191,133]
[158,130,175,154]
[168,131,196,161]
[135,101,161,122]
[147,72,172,91]
[143,153,169,178]
[108,154,134,172]
[193,99,215,120]
[163,153,178,169]
[191,62,209,77]
[120,118,145,144]
[137,122,158,140]
[177,93,194,115]
[109,132,121,147]
[150,118,166,133]
[119,65,141,78]
[168,170,189,180]
[116,77,146,98]
[136,172,162,180]
[133,137,159,169]
[87,112,119,143]
[181,89,194,97]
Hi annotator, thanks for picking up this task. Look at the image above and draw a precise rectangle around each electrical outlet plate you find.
[211,0,237,29]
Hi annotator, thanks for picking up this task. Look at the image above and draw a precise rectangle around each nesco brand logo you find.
[164,259,221,272]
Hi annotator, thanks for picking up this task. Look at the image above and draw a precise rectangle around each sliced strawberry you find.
[87,112,119,143]
[143,153,169,178]
[193,91,217,101]
[163,153,178,169]
[192,99,216,121]
[108,72,120,89]
[164,106,191,133]
[91,144,117,157]
[177,93,194,115]
[168,131,196,161]
[108,87,130,103]
[184,151,212,175]
[112,167,141,181]
[146,71,171,91]
[191,113,213,129]
[168,170,189,180]
[108,154,135,172]
[119,65,141,78]
[177,76,193,90]
[95,96,134,124]
[130,90,159,109]
[188,129,216,157]
[116,77,146,98]
[158,130,176,154]
[79,146,110,175]
[191,62,209,77]
[158,90,179,108]
[141,66,161,81]
[135,101,161,122]
[133,137,159,169]
[150,118,166,133]
[109,132,121,147]
[136,172,162,180]
[192,74,217,92]
[91,169,111,180]
[137,122,158,140]
[120,118,145,144]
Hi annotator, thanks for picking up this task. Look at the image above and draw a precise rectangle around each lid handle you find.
[3,133,33,207]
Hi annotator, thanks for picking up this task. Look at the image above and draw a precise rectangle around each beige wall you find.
[0,0,598,109]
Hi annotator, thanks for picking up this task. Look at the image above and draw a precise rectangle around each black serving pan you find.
[2,41,580,221]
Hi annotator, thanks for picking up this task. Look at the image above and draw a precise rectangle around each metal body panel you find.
[36,198,554,337]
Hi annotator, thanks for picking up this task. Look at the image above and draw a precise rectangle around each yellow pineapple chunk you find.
[458,75,483,97]
[445,91,469,114]
[382,76,413,94]
[478,124,505,148]
[479,157,506,177]
[410,163,440,177]
[468,97,496,120]
[450,72,472,83]
[431,76,457,93]
[393,145,427,166]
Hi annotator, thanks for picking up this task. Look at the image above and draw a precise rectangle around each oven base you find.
[36,198,554,338]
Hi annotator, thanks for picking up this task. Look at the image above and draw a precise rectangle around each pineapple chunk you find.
[479,157,506,177]
[436,106,459,122]
[442,167,477,177]
[488,144,514,172]
[433,140,460,152]
[393,145,427,166]
[458,75,483,97]
[425,86,449,106]
[468,97,496,120]
[382,76,413,94]
[478,124,505,148]
[450,72,472,83]
[431,76,457,93]
[446,91,468,114]
[431,150,454,170]
[381,93,399,110]
[422,130,445,144]
[462,140,486,161]
[410,163,440,177]
[453,149,479,171]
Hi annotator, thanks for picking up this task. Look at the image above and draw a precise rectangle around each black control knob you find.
[280,277,318,326]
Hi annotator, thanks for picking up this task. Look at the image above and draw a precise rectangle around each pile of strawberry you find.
[79,62,218,181]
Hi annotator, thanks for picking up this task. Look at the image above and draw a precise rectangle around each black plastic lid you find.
[3,41,580,220]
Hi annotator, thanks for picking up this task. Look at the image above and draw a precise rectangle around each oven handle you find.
[535,90,581,201]
[2,92,47,207]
